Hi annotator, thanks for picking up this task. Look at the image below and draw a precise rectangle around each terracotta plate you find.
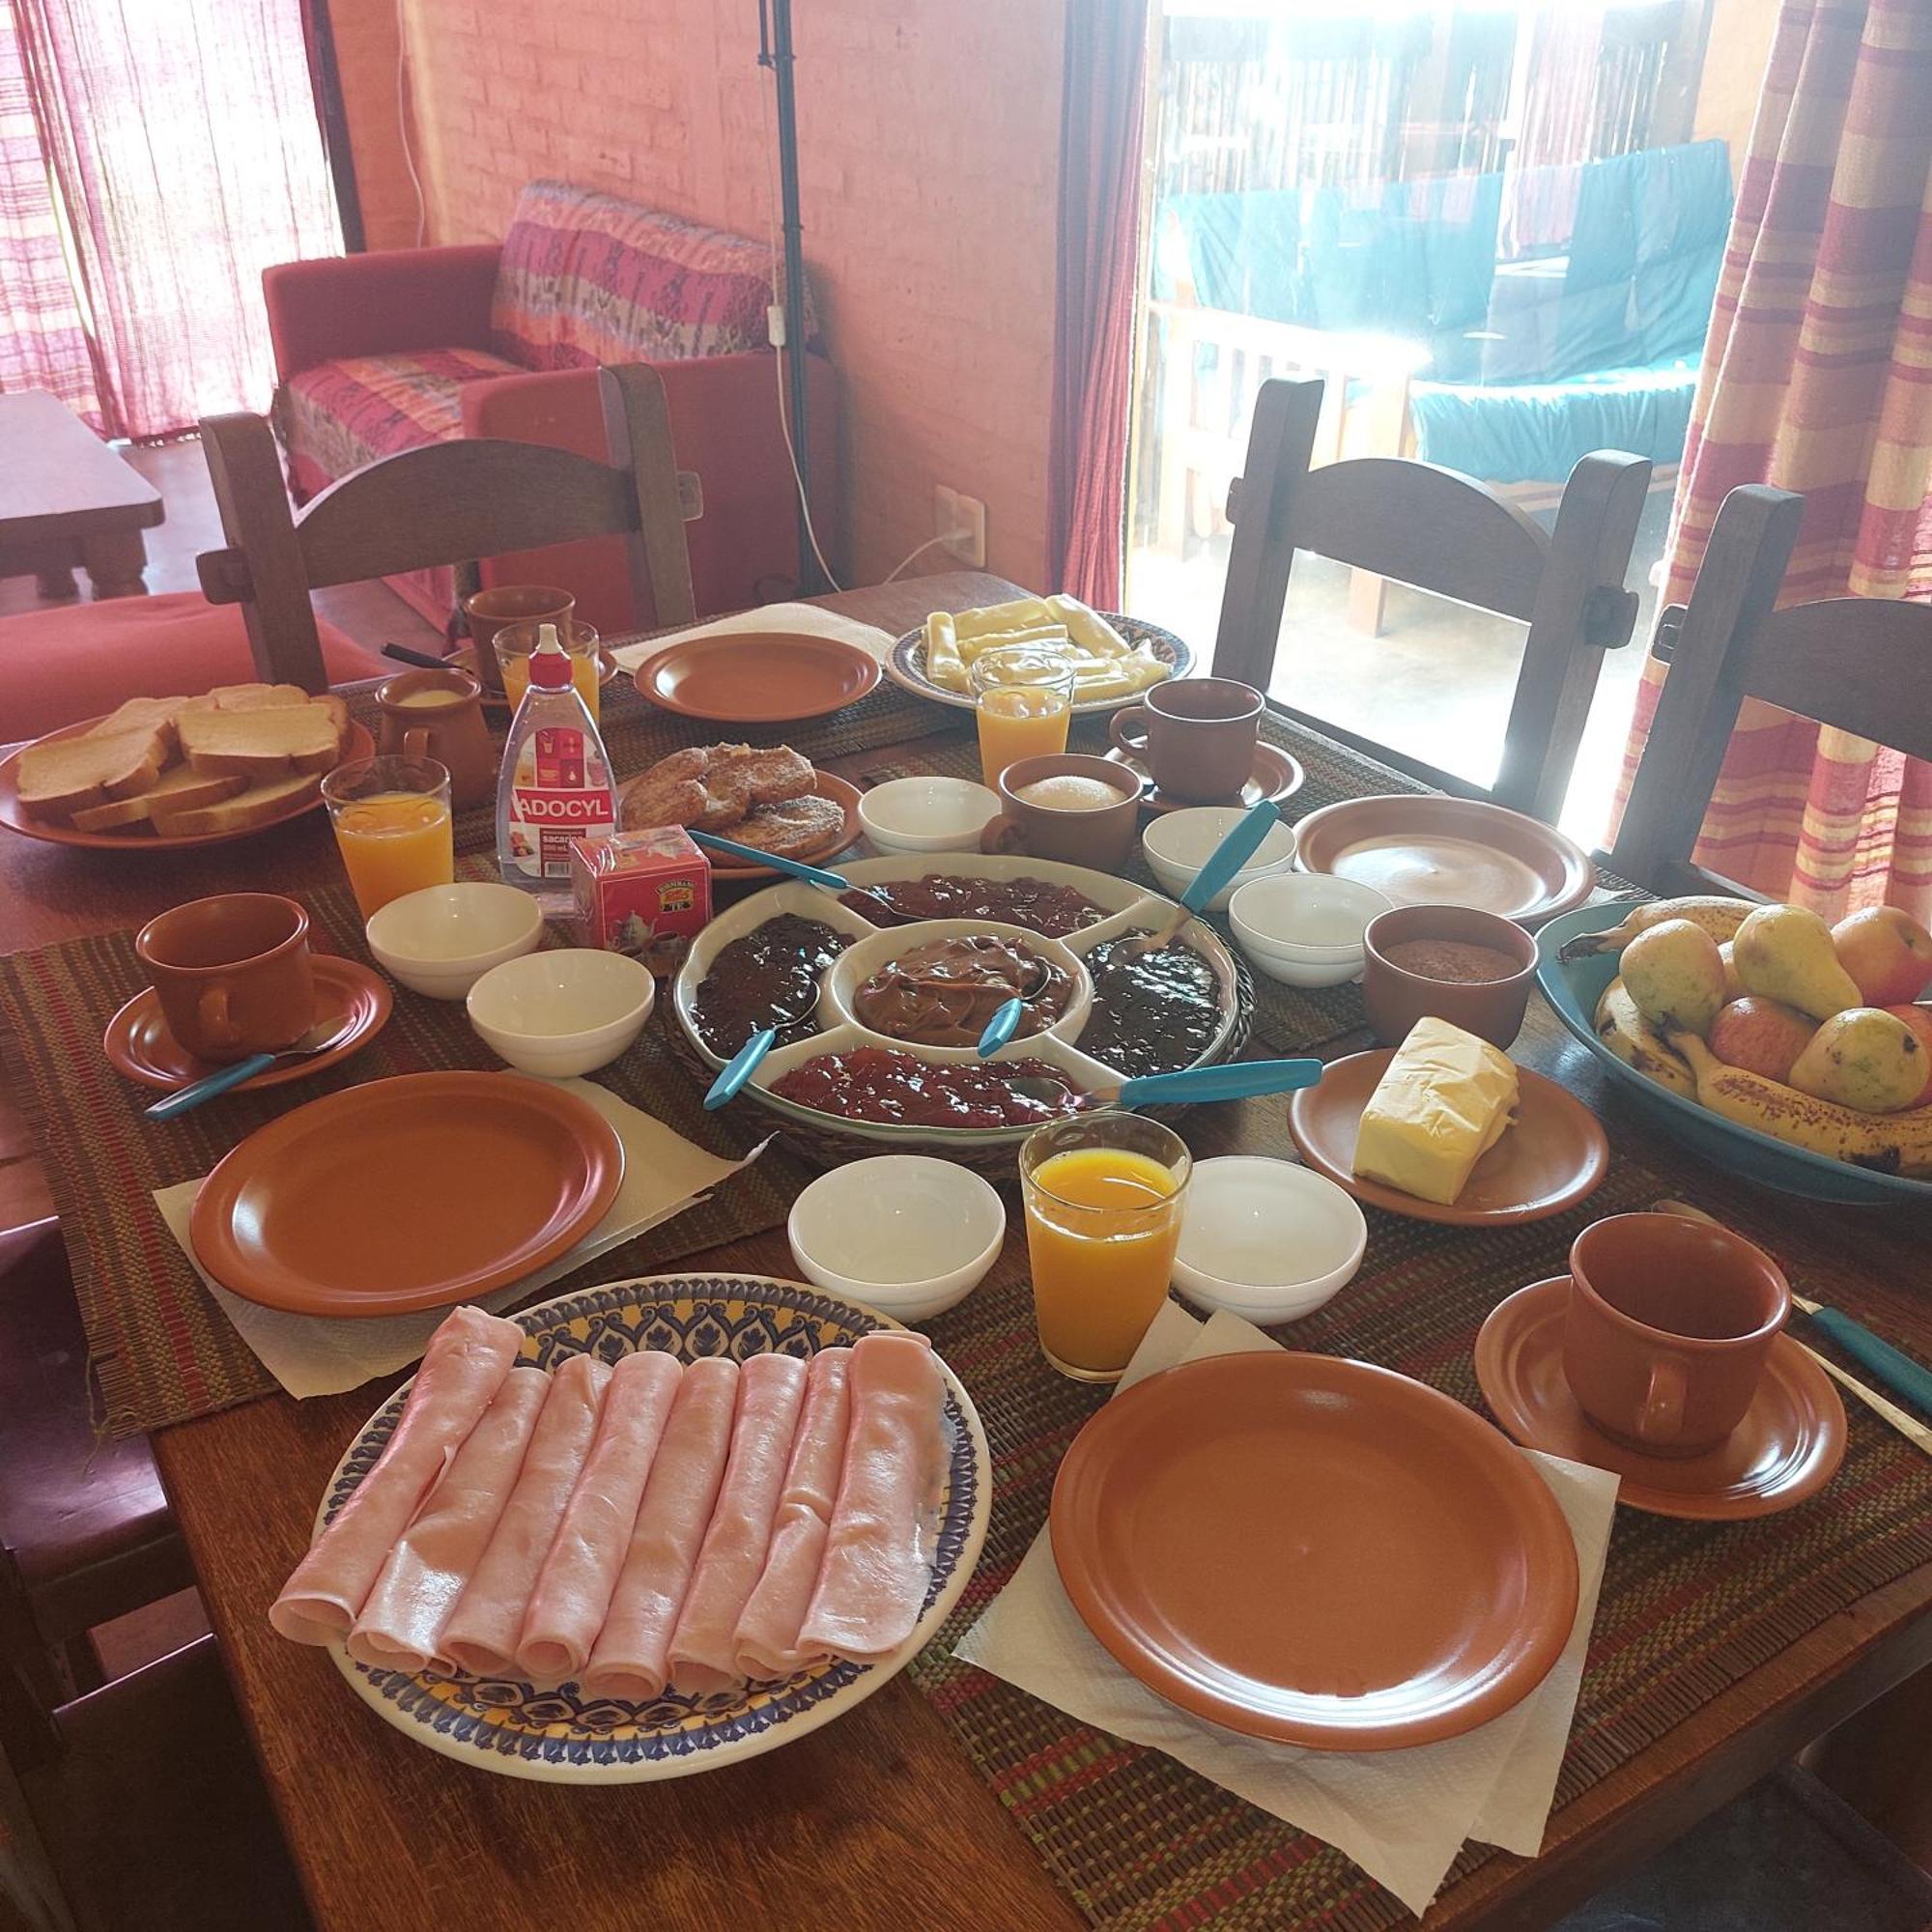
[1293,795,1595,926]
[104,955,391,1093]
[1290,1050,1609,1225]
[884,612,1194,716]
[0,719,375,852]
[1103,740,1305,814]
[189,1071,624,1317]
[634,631,881,724]
[1051,1351,1578,1748]
[1475,1279,1848,1520]
[686,773,864,881]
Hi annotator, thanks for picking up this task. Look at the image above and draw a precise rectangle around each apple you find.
[1882,1005,1932,1106]
[1706,996,1817,1084]
[1833,906,1932,1006]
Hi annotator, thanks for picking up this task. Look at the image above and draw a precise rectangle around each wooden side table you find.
[0,391,164,600]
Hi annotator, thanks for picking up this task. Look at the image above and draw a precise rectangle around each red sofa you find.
[264,181,838,637]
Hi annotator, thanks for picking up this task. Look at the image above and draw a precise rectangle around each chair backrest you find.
[1211,375,1652,823]
[1608,483,1932,895]
[196,364,697,690]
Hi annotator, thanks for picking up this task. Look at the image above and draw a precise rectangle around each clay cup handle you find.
[980,814,1026,857]
[1109,703,1151,756]
[1636,1358,1688,1447]
[404,725,432,761]
[196,984,241,1052]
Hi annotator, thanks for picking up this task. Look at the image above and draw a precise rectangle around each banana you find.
[1559,895,1758,962]
[1594,976,1696,1098]
[1668,1031,1932,1176]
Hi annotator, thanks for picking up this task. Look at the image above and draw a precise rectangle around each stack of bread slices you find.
[17,684,352,837]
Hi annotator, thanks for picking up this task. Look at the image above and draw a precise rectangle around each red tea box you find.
[570,826,712,971]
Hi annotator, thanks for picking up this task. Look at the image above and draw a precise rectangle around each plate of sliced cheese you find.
[886,597,1191,715]
[0,683,369,851]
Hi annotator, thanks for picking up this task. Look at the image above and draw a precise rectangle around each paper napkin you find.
[954,1302,1618,1917]
[610,600,897,673]
[154,1074,769,1400]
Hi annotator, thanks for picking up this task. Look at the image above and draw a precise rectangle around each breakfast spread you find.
[771,1045,1081,1128]
[691,913,850,1055]
[1352,1016,1520,1206]
[1380,938,1522,983]
[852,933,1072,1047]
[1080,936,1223,1080]
[838,871,1106,936]
[921,595,1172,704]
[619,741,842,858]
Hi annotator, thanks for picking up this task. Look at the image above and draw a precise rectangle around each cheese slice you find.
[1351,1017,1520,1207]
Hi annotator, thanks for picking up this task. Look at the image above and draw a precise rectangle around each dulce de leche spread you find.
[853,934,1071,1048]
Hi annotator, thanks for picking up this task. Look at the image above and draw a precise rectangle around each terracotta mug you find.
[375,668,496,809]
[1563,1213,1790,1457]
[1361,904,1537,1049]
[1108,677,1264,804]
[461,584,574,696]
[981,754,1143,870]
[135,894,316,1064]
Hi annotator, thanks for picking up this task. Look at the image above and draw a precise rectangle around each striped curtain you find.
[1614,0,1932,920]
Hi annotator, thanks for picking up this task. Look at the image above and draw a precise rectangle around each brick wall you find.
[327,0,1065,590]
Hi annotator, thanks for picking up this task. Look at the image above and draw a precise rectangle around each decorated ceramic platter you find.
[670,851,1250,1165]
[321,1274,990,1783]
[883,612,1193,717]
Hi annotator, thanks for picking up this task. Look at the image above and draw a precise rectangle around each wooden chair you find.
[1210,376,1653,823]
[196,363,700,690]
[1608,482,1932,895]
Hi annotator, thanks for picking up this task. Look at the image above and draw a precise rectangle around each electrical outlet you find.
[934,486,986,568]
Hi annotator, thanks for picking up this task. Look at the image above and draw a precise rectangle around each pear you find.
[1788,1008,1927,1113]
[1732,903,1862,1021]
[1718,940,1747,1003]
[1619,918,1726,1035]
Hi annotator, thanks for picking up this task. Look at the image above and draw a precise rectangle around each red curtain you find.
[1048,0,1150,608]
[13,0,341,440]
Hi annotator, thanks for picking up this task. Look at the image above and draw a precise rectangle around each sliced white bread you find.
[151,770,322,838]
[179,682,311,715]
[177,702,344,778]
[15,726,171,821]
[70,764,249,833]
[83,695,190,753]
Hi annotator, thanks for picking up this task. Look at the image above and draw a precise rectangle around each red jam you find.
[840,873,1106,937]
[770,1046,1081,1128]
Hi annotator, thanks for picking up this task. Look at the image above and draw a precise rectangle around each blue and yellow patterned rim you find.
[320,1274,991,1783]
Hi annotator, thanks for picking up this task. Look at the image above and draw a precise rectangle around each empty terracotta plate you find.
[1051,1351,1578,1748]
[635,632,881,724]
[1475,1278,1848,1520]
[189,1072,624,1317]
[1290,1050,1609,1225]
[104,955,391,1093]
[1293,795,1595,926]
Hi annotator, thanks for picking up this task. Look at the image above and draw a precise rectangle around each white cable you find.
[395,0,427,247]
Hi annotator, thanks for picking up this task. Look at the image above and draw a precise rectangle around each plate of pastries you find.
[616,742,862,878]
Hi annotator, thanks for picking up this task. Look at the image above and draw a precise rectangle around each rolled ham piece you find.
[270,1305,525,1646]
[667,1351,809,1695]
[799,1332,946,1662]
[437,1352,611,1677]
[581,1356,740,1703]
[731,1349,852,1680]
[515,1348,683,1683]
[345,1366,550,1674]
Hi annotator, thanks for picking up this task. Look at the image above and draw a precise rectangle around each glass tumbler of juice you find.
[322,755,455,919]
[496,619,604,723]
[1020,1115,1192,1382]
[971,645,1075,790]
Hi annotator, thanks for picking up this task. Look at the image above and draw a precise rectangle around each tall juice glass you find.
[323,755,455,919]
[496,619,603,722]
[1020,1115,1191,1382]
[972,645,1075,790]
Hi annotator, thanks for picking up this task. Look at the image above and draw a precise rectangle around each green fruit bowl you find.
[1536,903,1932,1207]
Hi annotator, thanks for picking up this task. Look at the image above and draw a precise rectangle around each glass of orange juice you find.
[1020,1114,1191,1382]
[971,645,1074,790]
[322,756,455,920]
[496,619,604,722]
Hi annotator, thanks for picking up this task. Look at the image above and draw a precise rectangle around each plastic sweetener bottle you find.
[496,626,617,914]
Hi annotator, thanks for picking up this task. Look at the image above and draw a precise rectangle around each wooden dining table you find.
[1,569,1928,1932]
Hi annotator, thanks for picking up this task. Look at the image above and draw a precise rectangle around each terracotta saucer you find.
[685,773,864,880]
[1050,1350,1578,1749]
[1103,741,1305,815]
[633,631,881,724]
[451,640,622,715]
[189,1071,625,1317]
[1289,1050,1609,1225]
[1293,795,1595,925]
[103,955,391,1093]
[1474,1279,1848,1520]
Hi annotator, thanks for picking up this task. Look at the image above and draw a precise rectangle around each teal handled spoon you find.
[703,991,818,1111]
[975,956,1057,1059]
[686,830,903,923]
[145,1014,355,1122]
[1009,1056,1324,1113]
[1125,797,1283,956]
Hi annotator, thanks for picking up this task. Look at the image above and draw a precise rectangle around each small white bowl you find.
[787,1155,1007,1322]
[1231,872,1394,954]
[467,949,655,1077]
[859,776,1001,855]
[364,882,544,1000]
[1172,1157,1367,1324]
[1142,807,1298,912]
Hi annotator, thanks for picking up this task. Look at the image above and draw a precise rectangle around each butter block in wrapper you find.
[1352,1016,1520,1206]
[571,827,711,973]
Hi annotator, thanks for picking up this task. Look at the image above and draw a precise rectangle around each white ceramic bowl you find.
[467,949,655,1077]
[859,776,1002,855]
[364,882,545,1000]
[787,1155,1007,1321]
[1230,872,1394,955]
[1172,1156,1367,1324]
[1141,807,1298,912]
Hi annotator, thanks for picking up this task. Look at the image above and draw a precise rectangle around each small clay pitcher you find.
[376,668,495,809]
[135,894,315,1063]
[981,754,1143,870]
